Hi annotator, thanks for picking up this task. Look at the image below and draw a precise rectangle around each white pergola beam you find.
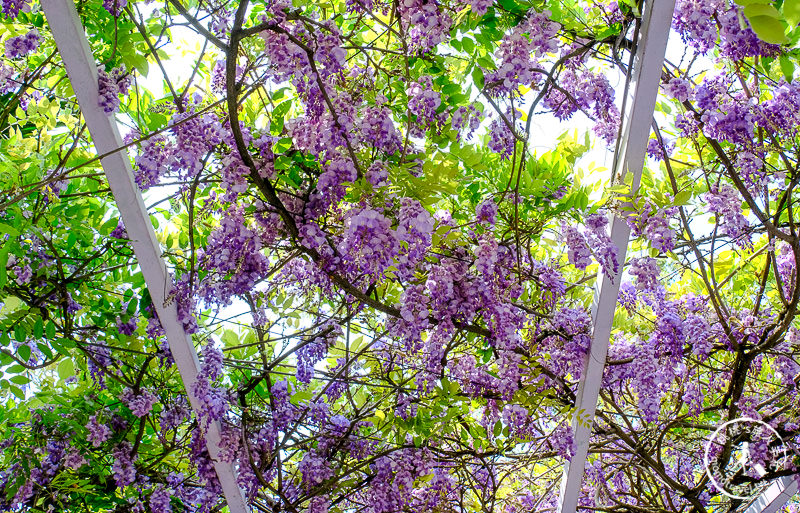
[741,477,798,513]
[41,1,250,511]
[556,1,676,511]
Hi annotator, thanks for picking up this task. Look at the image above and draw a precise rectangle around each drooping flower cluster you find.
[628,257,660,291]
[407,76,442,133]
[102,0,127,17]
[123,388,159,417]
[87,414,112,447]
[337,207,399,279]
[625,200,677,253]
[97,66,132,114]
[562,214,618,276]
[703,185,749,245]
[396,0,452,52]
[112,441,137,487]
[1,0,26,18]
[4,29,38,59]
[672,0,723,53]
[485,10,560,93]
[190,343,228,426]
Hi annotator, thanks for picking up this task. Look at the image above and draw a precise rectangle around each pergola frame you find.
[742,477,799,513]
[38,0,798,512]
[40,0,250,511]
[556,0,674,510]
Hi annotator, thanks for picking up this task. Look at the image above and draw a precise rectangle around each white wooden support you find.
[741,477,798,513]
[41,1,250,511]
[556,0,676,511]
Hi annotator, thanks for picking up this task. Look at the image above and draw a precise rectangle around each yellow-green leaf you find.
[747,15,790,44]
[57,359,74,380]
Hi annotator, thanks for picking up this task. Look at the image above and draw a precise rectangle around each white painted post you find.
[40,1,250,511]
[556,1,676,511]
[741,477,798,513]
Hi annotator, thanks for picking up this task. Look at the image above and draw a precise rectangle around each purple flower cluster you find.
[149,485,173,513]
[585,214,618,276]
[672,0,722,53]
[397,0,452,52]
[190,343,228,426]
[102,0,127,17]
[98,66,132,114]
[486,10,559,93]
[703,185,749,244]
[470,0,493,16]
[702,101,755,145]
[199,207,270,306]
[476,199,498,226]
[299,451,333,489]
[160,396,190,430]
[540,307,592,380]
[663,77,692,103]
[64,447,87,469]
[562,215,618,275]
[718,6,780,61]
[337,207,398,279]
[123,388,159,417]
[629,257,660,291]
[134,133,174,189]
[360,100,402,154]
[756,81,800,137]
[366,449,434,513]
[777,243,797,299]
[487,115,518,159]
[296,326,340,384]
[87,414,112,447]
[317,156,357,204]
[112,441,137,487]
[4,29,39,59]
[547,423,575,460]
[407,76,441,131]
[563,224,591,269]
[646,138,673,161]
[626,200,677,253]
[169,107,224,178]
[1,0,26,18]
[395,198,434,277]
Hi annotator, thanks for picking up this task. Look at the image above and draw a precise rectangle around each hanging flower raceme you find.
[97,66,132,114]
[4,29,38,59]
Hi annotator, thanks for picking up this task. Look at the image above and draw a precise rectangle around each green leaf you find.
[780,55,796,81]
[17,344,31,361]
[0,244,9,288]
[0,223,20,236]
[272,99,292,120]
[129,54,149,76]
[33,318,43,339]
[747,15,790,44]
[462,36,475,54]
[9,375,29,385]
[273,137,293,153]
[785,0,800,26]
[476,56,496,71]
[57,359,75,380]
[673,190,692,206]
[14,325,26,343]
[45,321,56,339]
[37,343,53,360]
[471,67,485,89]
[8,386,24,400]
[744,3,781,17]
